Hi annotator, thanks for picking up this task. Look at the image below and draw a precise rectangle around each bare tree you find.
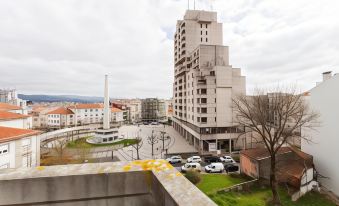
[44,138,70,165]
[132,133,143,160]
[147,130,158,158]
[158,131,171,158]
[232,87,319,206]
[76,146,91,163]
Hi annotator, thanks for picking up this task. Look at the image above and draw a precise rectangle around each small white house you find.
[0,126,41,169]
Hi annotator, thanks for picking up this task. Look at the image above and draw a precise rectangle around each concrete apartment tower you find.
[172,10,246,154]
[88,75,119,144]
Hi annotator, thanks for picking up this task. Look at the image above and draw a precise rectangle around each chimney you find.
[322,71,332,82]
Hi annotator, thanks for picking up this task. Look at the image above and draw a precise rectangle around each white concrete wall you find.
[0,142,15,168]
[302,74,339,197]
[0,118,29,129]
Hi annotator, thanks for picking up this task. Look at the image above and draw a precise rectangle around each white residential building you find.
[0,111,32,129]
[0,126,40,169]
[68,103,104,125]
[172,10,246,154]
[302,71,339,199]
[46,107,75,128]
[111,107,124,123]
[0,103,32,129]
[0,102,27,115]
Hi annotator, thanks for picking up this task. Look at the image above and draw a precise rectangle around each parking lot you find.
[167,156,240,174]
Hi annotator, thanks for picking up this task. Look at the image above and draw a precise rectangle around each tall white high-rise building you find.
[172,10,246,154]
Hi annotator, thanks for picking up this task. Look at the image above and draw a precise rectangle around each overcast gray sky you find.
[0,0,338,98]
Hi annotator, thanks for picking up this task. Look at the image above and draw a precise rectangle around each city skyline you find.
[0,0,338,98]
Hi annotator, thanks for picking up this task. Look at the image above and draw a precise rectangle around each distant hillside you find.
[18,94,104,103]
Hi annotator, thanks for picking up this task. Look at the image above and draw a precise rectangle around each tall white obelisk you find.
[88,74,120,144]
[103,75,110,130]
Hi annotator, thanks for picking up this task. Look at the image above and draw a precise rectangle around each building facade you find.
[141,98,166,122]
[302,71,339,199]
[68,103,104,125]
[0,126,40,169]
[0,111,32,129]
[46,107,75,128]
[0,89,27,109]
[172,10,246,154]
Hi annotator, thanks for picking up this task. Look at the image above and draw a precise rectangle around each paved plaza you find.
[116,124,197,161]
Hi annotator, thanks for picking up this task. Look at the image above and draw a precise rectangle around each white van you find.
[205,163,224,173]
[181,163,202,172]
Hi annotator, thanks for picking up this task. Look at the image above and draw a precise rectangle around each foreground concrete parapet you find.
[0,160,216,206]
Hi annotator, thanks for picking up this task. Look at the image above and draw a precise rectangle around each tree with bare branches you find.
[232,87,319,206]
[147,130,158,158]
[132,133,143,160]
[52,138,69,161]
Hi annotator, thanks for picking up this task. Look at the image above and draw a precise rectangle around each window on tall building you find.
[210,71,215,76]
[201,89,207,94]
[200,24,202,28]
[206,38,208,42]
[201,108,207,113]
[205,24,208,28]
[206,31,208,35]
[201,117,207,123]
[197,108,200,113]
[201,37,202,42]
[200,31,202,35]
[201,98,207,104]
[197,117,200,122]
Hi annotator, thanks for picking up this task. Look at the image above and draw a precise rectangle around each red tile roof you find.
[0,126,41,143]
[111,107,122,112]
[0,111,29,121]
[241,147,292,160]
[0,103,22,111]
[47,107,74,115]
[68,103,103,109]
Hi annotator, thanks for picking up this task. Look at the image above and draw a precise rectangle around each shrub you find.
[185,170,201,185]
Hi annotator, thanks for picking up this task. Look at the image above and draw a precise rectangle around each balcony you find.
[0,161,216,206]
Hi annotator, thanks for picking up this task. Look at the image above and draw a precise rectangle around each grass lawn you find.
[197,174,250,194]
[203,184,336,206]
[66,137,138,149]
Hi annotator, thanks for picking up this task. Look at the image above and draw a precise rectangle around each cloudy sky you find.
[0,0,338,98]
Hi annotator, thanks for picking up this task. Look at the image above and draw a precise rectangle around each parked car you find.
[220,155,235,163]
[181,163,201,173]
[205,163,224,173]
[204,156,221,163]
[150,122,159,125]
[224,164,239,173]
[143,122,149,125]
[166,156,182,164]
[187,156,202,163]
